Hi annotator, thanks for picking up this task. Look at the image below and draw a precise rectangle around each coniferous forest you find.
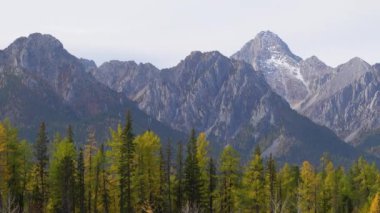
[1,112,380,213]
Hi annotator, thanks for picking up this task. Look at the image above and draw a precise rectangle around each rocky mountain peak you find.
[232,31,307,106]
[6,33,64,54]
[337,57,371,73]
[304,56,325,66]
[184,51,224,64]
[254,31,296,56]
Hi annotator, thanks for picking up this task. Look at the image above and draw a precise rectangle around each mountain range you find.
[0,33,185,143]
[0,32,378,164]
[232,31,380,156]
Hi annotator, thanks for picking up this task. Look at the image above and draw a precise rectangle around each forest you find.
[1,112,380,213]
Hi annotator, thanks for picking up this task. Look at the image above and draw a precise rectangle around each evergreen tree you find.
[33,122,49,211]
[84,130,97,213]
[196,132,210,210]
[48,135,77,213]
[166,140,173,213]
[174,143,184,212]
[266,154,277,213]
[96,144,110,213]
[67,125,74,144]
[208,157,217,213]
[278,163,299,212]
[184,129,202,210]
[299,161,318,213]
[0,120,32,212]
[240,146,266,213]
[217,145,240,213]
[78,148,86,213]
[106,124,123,212]
[133,131,161,211]
[119,111,135,213]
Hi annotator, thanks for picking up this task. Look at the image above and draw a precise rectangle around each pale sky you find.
[0,0,379,68]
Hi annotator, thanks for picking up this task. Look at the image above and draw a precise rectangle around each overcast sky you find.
[0,0,379,68]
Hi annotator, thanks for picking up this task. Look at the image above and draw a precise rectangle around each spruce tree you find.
[175,143,184,212]
[165,140,173,213]
[184,129,202,210]
[34,121,49,210]
[78,148,85,213]
[208,157,217,213]
[241,146,266,213]
[217,145,240,213]
[120,111,134,213]
[266,154,276,213]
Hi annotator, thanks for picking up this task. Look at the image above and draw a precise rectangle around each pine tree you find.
[67,125,74,144]
[133,131,161,211]
[266,154,277,213]
[33,122,49,211]
[84,130,97,213]
[241,146,266,213]
[48,135,77,213]
[174,143,184,212]
[78,148,86,213]
[166,140,173,213]
[119,111,135,213]
[96,144,110,213]
[196,132,210,210]
[217,145,240,213]
[0,120,31,211]
[278,163,299,212]
[184,129,202,210]
[208,157,217,213]
[299,161,318,213]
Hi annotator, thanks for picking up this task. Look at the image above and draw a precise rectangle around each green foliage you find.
[240,146,266,213]
[184,129,203,210]
[1,117,380,212]
[217,145,240,213]
[48,134,77,212]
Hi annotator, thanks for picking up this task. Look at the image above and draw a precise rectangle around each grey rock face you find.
[0,33,185,142]
[92,50,366,164]
[299,58,380,144]
[231,31,309,106]
[93,60,159,95]
[231,31,380,147]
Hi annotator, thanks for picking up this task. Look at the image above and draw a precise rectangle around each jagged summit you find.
[337,57,371,72]
[232,31,307,106]
[5,33,64,53]
[304,55,324,64]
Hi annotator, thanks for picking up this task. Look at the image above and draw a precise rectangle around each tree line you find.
[1,113,380,213]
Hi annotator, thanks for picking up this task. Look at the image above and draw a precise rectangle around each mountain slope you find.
[92,50,368,165]
[232,31,380,155]
[0,33,185,142]
[299,58,380,146]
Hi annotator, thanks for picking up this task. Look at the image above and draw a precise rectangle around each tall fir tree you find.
[175,143,184,212]
[184,129,202,210]
[208,157,217,213]
[120,111,135,213]
[48,135,77,213]
[78,148,85,213]
[196,132,210,211]
[84,130,97,213]
[33,121,49,211]
[166,140,173,213]
[133,131,161,211]
[266,154,277,213]
[241,146,266,213]
[299,161,318,213]
[217,145,240,213]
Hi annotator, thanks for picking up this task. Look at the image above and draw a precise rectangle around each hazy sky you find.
[1,0,379,68]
